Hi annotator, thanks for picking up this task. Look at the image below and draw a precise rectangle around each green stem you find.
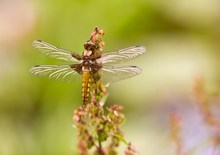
[98,134,102,149]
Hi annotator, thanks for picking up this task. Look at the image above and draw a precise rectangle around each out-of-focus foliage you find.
[0,0,220,155]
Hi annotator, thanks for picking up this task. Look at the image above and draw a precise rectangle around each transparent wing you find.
[97,46,146,65]
[29,65,79,82]
[32,40,80,62]
[100,66,142,84]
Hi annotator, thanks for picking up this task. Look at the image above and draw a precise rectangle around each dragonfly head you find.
[84,40,96,51]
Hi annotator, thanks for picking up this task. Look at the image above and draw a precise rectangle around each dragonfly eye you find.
[84,41,95,50]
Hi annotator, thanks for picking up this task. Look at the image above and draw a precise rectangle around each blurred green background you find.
[1,0,220,154]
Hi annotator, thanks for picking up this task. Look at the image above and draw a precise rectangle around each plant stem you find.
[98,134,102,149]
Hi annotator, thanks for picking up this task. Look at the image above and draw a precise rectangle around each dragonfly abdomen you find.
[82,70,91,106]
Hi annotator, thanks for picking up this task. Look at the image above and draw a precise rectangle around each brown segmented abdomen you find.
[82,70,91,106]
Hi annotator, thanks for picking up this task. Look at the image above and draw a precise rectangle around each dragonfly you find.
[30,40,146,105]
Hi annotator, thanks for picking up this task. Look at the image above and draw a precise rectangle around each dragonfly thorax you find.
[82,59,94,66]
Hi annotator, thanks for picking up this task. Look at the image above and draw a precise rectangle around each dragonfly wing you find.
[32,40,80,62]
[29,65,79,82]
[100,66,142,84]
[97,46,146,65]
